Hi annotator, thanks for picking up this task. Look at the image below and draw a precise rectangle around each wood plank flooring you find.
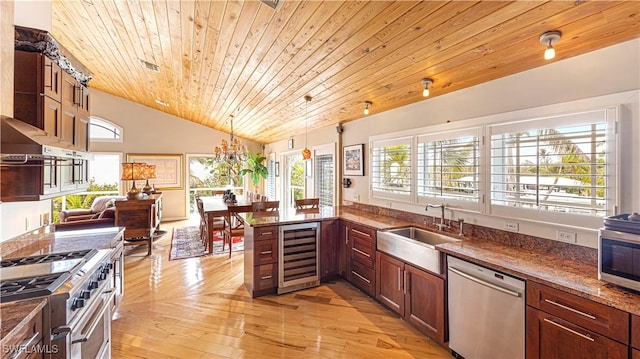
[112,220,452,358]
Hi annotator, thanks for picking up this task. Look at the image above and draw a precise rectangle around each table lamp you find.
[142,164,156,194]
[121,162,145,200]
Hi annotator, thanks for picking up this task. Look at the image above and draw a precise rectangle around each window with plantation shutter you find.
[489,108,616,218]
[371,137,412,201]
[266,159,276,201]
[315,153,334,207]
[417,128,481,206]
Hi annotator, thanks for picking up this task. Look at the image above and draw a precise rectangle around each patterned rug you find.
[169,226,244,260]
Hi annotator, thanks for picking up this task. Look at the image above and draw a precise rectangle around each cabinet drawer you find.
[351,260,375,296]
[527,282,629,343]
[254,239,277,265]
[349,224,375,243]
[4,307,44,359]
[254,226,278,240]
[254,264,277,291]
[633,314,640,349]
[351,236,374,268]
[527,307,628,359]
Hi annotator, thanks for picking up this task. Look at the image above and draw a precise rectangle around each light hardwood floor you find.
[112,219,453,358]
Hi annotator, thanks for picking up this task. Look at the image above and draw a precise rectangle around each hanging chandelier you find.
[214,114,248,165]
[302,95,312,160]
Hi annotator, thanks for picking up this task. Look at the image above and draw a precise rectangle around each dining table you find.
[200,195,253,255]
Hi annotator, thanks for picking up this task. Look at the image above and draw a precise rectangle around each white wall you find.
[1,200,52,240]
[90,90,262,221]
[327,39,639,248]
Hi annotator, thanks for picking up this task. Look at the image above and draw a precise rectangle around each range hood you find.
[1,116,86,162]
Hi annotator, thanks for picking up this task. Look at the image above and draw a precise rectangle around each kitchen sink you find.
[377,227,461,275]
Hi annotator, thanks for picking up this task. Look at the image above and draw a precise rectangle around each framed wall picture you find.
[126,153,183,190]
[343,144,364,176]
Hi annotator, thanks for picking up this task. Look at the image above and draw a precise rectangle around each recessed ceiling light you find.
[155,99,169,107]
[140,59,160,72]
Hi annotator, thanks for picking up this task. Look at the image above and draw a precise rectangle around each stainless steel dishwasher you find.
[447,256,525,359]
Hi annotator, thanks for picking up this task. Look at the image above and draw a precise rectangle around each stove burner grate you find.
[0,249,93,267]
[0,272,71,301]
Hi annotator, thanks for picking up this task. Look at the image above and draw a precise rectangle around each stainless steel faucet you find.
[426,203,448,231]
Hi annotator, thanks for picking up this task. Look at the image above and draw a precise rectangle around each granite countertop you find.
[244,206,414,230]
[0,298,47,348]
[436,238,640,317]
[0,226,125,259]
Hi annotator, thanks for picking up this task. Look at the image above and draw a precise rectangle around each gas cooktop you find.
[0,249,97,302]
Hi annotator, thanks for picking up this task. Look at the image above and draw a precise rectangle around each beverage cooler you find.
[278,222,320,294]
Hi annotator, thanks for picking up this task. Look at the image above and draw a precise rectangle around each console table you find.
[114,193,162,255]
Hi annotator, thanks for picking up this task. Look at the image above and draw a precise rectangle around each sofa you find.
[55,195,126,231]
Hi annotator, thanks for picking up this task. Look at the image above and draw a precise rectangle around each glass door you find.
[284,152,305,209]
[187,155,242,215]
[313,144,336,207]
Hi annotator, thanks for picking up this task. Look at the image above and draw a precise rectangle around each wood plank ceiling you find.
[51,1,640,144]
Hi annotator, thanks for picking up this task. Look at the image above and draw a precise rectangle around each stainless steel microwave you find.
[598,228,640,291]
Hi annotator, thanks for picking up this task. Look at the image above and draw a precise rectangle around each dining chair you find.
[295,198,320,213]
[196,196,224,252]
[223,204,252,258]
[252,200,279,216]
[260,194,268,201]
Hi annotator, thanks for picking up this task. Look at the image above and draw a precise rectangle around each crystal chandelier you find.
[214,115,248,165]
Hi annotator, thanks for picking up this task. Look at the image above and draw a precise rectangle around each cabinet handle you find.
[404,270,409,294]
[45,62,53,89]
[261,231,273,235]
[9,331,40,359]
[352,247,371,258]
[260,250,272,255]
[352,229,371,238]
[543,318,594,342]
[543,299,596,320]
[260,275,273,280]
[397,268,402,291]
[351,270,371,284]
[345,228,349,245]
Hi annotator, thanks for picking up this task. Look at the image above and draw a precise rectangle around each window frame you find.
[487,107,618,227]
[370,136,413,203]
[416,126,484,212]
[89,116,123,142]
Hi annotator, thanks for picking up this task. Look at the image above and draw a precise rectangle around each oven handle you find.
[71,290,116,344]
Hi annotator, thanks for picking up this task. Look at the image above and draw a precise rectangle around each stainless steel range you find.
[1,248,114,359]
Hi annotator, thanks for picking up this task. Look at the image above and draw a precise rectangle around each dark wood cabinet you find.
[14,50,90,151]
[376,251,446,344]
[0,299,47,359]
[341,221,376,297]
[526,307,627,359]
[338,221,351,280]
[320,219,339,280]
[526,281,630,359]
[244,225,279,297]
[115,193,163,255]
[633,314,640,358]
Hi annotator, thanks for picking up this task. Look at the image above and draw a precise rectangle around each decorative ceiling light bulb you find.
[421,78,434,97]
[539,30,562,60]
[363,101,372,115]
[214,114,248,166]
[302,95,312,160]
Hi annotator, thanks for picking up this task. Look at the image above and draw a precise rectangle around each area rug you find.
[169,226,206,260]
[169,226,244,260]
[212,234,244,255]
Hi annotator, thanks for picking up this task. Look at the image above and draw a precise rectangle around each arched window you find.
[90,117,122,142]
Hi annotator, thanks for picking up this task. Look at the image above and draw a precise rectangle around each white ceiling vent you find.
[140,59,160,72]
[260,0,283,11]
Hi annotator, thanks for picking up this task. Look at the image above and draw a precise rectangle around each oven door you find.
[68,290,116,359]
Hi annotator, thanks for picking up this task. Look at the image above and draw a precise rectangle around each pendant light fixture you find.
[539,30,562,60]
[421,78,434,97]
[302,95,312,160]
[363,101,372,115]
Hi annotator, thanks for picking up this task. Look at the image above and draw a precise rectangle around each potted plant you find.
[239,151,268,193]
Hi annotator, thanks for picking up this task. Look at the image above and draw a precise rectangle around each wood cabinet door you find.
[405,264,446,344]
[320,220,339,280]
[375,252,404,316]
[61,72,79,109]
[79,85,90,115]
[43,96,61,137]
[526,307,628,359]
[43,55,62,100]
[633,314,640,350]
[61,108,76,145]
[75,114,89,150]
[339,221,351,280]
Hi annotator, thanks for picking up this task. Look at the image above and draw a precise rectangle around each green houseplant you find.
[239,151,268,192]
